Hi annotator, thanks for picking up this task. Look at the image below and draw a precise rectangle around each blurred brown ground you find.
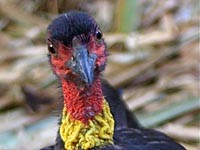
[0,0,199,149]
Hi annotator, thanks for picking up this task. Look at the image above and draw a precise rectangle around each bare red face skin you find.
[48,33,107,81]
[48,33,108,124]
[88,35,107,71]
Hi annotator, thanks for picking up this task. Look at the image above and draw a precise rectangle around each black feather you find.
[47,11,97,46]
[101,78,140,129]
[95,128,185,150]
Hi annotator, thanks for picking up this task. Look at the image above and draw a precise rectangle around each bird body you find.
[41,11,185,150]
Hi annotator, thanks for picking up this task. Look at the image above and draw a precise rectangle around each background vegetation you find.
[0,0,199,149]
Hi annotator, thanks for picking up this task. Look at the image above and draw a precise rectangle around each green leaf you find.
[115,0,139,32]
[137,98,200,127]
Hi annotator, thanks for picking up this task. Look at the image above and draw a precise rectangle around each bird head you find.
[47,11,108,86]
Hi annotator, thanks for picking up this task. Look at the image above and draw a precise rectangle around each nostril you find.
[71,55,75,61]
[87,50,90,55]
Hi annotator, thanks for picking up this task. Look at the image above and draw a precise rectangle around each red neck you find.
[61,78,103,124]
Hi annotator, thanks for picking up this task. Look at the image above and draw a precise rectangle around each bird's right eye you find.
[48,44,56,55]
[96,30,102,40]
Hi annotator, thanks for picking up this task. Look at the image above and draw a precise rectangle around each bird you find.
[41,11,186,150]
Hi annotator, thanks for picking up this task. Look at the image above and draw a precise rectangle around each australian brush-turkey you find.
[41,11,185,150]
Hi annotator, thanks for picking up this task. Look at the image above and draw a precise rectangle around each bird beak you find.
[67,45,97,85]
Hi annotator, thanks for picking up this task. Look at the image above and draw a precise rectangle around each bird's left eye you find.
[48,44,57,55]
[96,30,102,40]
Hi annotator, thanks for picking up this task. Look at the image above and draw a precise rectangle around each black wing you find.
[96,128,186,150]
[101,78,140,129]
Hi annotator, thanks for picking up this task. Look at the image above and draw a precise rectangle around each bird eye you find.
[96,30,102,40]
[48,44,56,55]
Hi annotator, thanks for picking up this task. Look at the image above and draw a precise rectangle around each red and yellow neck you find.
[61,78,104,124]
[60,78,114,150]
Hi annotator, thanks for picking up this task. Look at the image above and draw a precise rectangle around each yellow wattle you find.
[59,99,114,150]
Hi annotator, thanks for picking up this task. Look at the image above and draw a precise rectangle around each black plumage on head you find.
[47,11,97,46]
